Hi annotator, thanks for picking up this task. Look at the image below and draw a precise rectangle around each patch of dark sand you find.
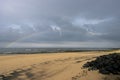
[0,68,33,80]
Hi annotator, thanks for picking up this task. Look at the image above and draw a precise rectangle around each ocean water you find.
[0,48,115,54]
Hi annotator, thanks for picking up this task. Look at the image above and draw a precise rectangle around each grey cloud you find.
[0,0,120,47]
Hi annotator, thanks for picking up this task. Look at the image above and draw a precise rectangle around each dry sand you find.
[0,51,119,80]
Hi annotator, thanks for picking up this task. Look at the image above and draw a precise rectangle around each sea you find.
[0,48,117,54]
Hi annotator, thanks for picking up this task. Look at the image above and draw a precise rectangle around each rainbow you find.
[6,32,41,48]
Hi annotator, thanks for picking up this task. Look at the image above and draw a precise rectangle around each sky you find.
[0,0,120,48]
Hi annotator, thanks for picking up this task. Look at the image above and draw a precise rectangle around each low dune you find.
[0,51,120,80]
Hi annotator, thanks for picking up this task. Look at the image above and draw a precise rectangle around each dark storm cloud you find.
[0,0,120,47]
[97,18,120,42]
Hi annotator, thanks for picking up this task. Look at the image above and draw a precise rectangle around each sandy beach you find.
[0,51,120,80]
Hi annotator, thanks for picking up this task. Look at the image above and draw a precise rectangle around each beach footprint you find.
[72,70,88,80]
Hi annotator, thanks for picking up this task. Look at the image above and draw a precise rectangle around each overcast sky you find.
[0,0,120,48]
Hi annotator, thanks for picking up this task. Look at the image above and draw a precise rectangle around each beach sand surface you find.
[0,51,120,80]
